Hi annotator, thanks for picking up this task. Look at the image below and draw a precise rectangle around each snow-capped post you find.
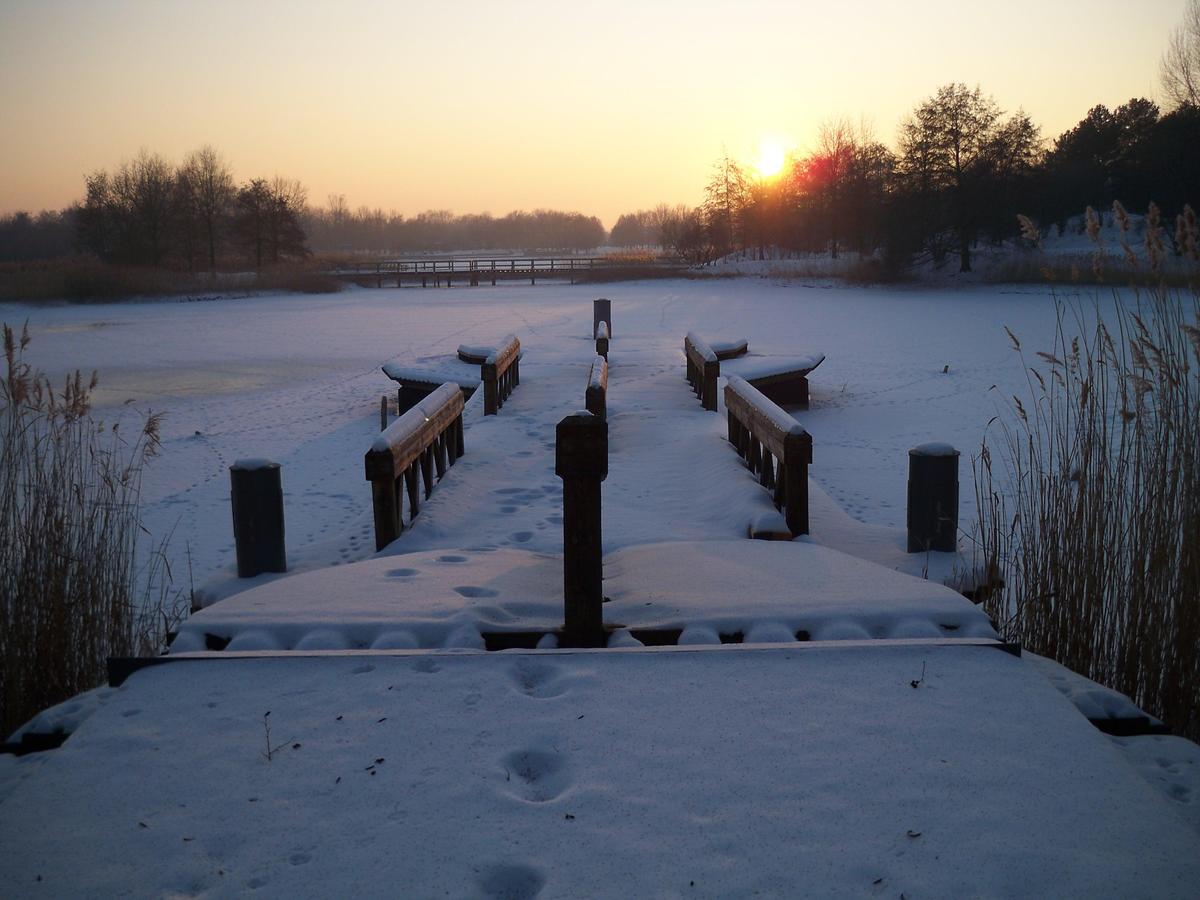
[593,298,611,341]
[230,459,287,578]
[907,443,960,553]
[556,411,608,647]
[595,320,609,359]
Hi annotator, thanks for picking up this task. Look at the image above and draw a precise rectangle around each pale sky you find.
[0,0,1186,226]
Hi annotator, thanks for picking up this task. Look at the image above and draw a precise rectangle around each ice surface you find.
[1,279,1105,596]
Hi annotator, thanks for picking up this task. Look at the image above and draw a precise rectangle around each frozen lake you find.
[2,278,1081,598]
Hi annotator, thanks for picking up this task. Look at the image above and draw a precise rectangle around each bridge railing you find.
[330,256,687,277]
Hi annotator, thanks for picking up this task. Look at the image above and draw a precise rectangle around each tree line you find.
[73,148,310,271]
[611,84,1200,272]
[305,202,606,254]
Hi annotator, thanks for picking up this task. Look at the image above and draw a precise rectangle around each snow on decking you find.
[2,646,1197,897]
[173,540,994,652]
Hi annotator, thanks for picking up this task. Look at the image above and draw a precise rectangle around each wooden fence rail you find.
[586,355,608,419]
[724,375,812,536]
[364,383,465,550]
[482,335,521,415]
[684,332,720,411]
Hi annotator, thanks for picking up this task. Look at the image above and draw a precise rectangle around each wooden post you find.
[702,359,718,411]
[783,431,812,536]
[907,444,959,552]
[483,362,498,415]
[593,297,611,340]
[556,413,607,647]
[380,395,387,431]
[230,460,286,577]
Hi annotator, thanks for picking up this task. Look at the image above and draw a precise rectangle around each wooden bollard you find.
[593,297,611,340]
[380,395,388,431]
[230,459,287,577]
[556,413,608,647]
[907,443,960,552]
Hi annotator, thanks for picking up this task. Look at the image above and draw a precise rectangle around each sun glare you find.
[754,140,787,179]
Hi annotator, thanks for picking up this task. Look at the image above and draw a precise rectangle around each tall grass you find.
[0,323,184,739]
[972,284,1200,739]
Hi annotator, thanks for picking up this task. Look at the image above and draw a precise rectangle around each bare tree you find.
[180,146,235,273]
[1161,0,1200,109]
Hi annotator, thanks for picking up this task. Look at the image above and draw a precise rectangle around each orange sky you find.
[0,0,1186,226]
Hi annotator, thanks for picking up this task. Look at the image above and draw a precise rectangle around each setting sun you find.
[753,139,787,179]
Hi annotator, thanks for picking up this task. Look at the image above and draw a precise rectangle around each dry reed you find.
[1,323,185,739]
[971,285,1199,739]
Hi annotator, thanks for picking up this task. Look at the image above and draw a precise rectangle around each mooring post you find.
[230,459,287,577]
[907,443,959,552]
[380,395,388,431]
[593,297,611,340]
[556,412,608,647]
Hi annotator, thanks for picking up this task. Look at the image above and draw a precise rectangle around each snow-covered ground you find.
[0,278,1084,599]
[4,278,1197,896]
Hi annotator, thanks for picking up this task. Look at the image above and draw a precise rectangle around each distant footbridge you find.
[328,256,691,288]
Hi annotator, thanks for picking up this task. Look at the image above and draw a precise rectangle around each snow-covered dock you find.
[3,645,1198,897]
[3,280,1197,896]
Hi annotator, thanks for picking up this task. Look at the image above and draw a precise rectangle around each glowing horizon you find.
[0,0,1184,228]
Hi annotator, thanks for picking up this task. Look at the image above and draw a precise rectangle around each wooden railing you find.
[483,335,520,415]
[586,355,608,419]
[684,332,719,411]
[364,383,464,550]
[724,375,812,536]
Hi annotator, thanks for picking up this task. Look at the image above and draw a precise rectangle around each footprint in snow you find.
[509,658,567,699]
[476,862,546,899]
[437,555,468,564]
[454,586,500,598]
[413,659,441,674]
[510,532,533,543]
[350,664,375,675]
[386,568,420,578]
[500,748,570,803]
